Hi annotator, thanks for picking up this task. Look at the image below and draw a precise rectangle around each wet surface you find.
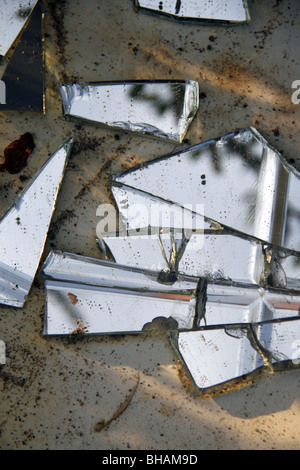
[0,0,300,451]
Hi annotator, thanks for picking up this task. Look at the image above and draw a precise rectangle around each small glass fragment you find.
[134,0,250,23]
[0,1,44,112]
[0,133,35,174]
[112,127,300,252]
[60,80,199,142]
[0,0,39,60]
[0,139,73,307]
[0,340,5,365]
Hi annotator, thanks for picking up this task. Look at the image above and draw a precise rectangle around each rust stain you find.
[0,133,35,174]
[67,292,78,305]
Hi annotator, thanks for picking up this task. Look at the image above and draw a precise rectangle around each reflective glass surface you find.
[134,0,250,23]
[0,139,73,307]
[60,80,199,142]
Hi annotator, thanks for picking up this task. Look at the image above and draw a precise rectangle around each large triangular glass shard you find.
[43,250,197,292]
[134,0,250,23]
[0,139,74,308]
[176,319,300,390]
[0,1,44,112]
[112,127,300,253]
[0,0,39,60]
[60,80,199,142]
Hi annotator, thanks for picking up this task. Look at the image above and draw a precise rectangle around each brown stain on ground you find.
[0,133,35,174]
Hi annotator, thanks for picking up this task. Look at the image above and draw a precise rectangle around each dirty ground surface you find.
[0,0,300,450]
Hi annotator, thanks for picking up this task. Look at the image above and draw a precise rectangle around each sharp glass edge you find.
[0,139,74,308]
[0,0,40,61]
[60,80,199,143]
[111,127,300,253]
[134,0,250,24]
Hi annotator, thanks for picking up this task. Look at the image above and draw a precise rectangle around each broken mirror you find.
[134,0,250,23]
[0,0,39,60]
[0,139,73,308]
[98,185,300,290]
[0,1,44,112]
[60,80,199,142]
[173,318,300,391]
[42,251,198,336]
[42,251,300,390]
[112,127,300,253]
[40,126,300,393]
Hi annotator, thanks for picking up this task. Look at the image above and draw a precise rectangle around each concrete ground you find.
[0,0,300,450]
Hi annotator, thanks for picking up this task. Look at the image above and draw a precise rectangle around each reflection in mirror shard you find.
[60,81,199,142]
[97,231,266,287]
[43,250,198,292]
[0,1,44,112]
[134,0,250,23]
[102,183,300,290]
[0,0,39,60]
[44,281,196,336]
[110,184,210,232]
[178,329,264,389]
[0,139,73,308]
[42,251,300,387]
[201,284,300,326]
[42,252,198,336]
[112,127,300,253]
[42,251,300,334]
[177,319,300,389]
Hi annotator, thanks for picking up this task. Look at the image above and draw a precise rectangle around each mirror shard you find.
[0,0,40,60]
[43,251,197,336]
[0,1,44,112]
[177,319,300,390]
[134,0,250,23]
[112,127,300,253]
[42,251,300,389]
[41,126,300,392]
[0,139,73,307]
[60,81,199,142]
